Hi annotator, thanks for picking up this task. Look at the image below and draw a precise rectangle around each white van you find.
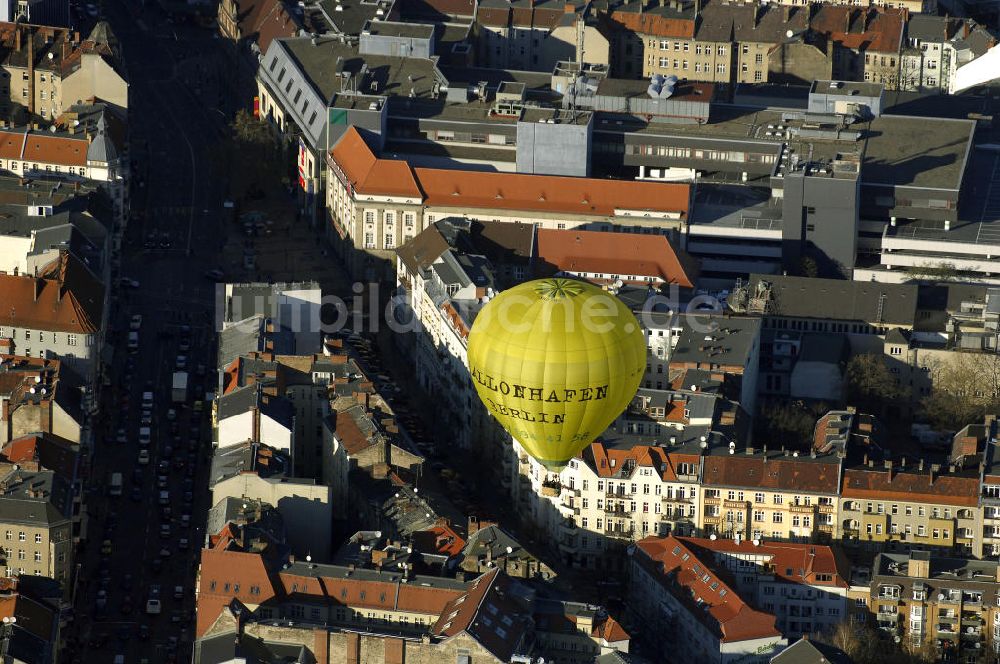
[139,427,151,446]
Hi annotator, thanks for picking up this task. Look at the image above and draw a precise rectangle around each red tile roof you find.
[608,11,695,38]
[809,6,905,54]
[702,454,841,493]
[0,252,104,334]
[432,568,527,661]
[535,228,695,288]
[197,548,279,637]
[634,535,782,643]
[2,432,77,481]
[841,467,979,506]
[329,127,690,219]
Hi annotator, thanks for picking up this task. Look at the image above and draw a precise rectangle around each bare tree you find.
[921,351,1000,430]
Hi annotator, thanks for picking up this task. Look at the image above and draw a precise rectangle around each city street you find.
[64,1,234,661]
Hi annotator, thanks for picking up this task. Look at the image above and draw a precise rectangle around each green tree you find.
[754,400,828,448]
[846,353,908,415]
[221,110,282,198]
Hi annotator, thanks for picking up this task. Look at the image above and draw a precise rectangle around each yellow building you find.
[700,448,841,543]
[839,461,982,557]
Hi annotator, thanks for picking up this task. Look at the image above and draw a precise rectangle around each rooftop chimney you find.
[929,463,940,486]
[884,460,892,481]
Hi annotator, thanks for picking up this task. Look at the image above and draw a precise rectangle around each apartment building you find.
[221,282,323,356]
[209,441,333,561]
[218,351,343,475]
[217,0,298,67]
[700,448,842,544]
[0,448,75,588]
[809,6,906,89]
[628,535,787,664]
[870,550,1000,662]
[476,0,595,72]
[0,577,60,663]
[0,355,81,445]
[839,460,982,557]
[196,531,630,663]
[0,22,127,121]
[603,4,695,79]
[0,251,105,384]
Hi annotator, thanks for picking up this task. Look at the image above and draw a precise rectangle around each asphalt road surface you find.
[64,2,234,661]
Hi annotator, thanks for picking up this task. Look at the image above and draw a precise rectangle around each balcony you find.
[662,494,691,504]
[604,504,632,516]
[937,613,958,622]
[723,499,749,510]
[606,491,633,499]
[703,496,721,506]
[790,503,815,514]
[541,480,561,498]
[936,624,958,634]
[605,526,635,540]
[961,613,984,626]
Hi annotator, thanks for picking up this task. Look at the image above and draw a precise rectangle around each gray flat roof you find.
[363,21,435,39]
[747,273,918,326]
[669,314,761,369]
[862,115,974,191]
[280,37,442,102]
[810,80,884,98]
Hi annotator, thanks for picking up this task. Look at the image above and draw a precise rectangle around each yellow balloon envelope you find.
[467,278,647,471]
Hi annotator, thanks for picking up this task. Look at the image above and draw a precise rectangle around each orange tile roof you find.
[415,166,690,218]
[196,548,279,637]
[413,523,466,557]
[592,614,629,643]
[608,11,695,38]
[329,128,421,198]
[682,537,849,588]
[329,127,690,219]
[3,432,77,480]
[841,467,979,506]
[0,128,89,167]
[810,6,905,54]
[0,252,104,333]
[535,228,695,288]
[635,535,782,643]
[586,442,701,482]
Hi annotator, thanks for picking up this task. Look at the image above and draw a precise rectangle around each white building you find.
[215,384,295,459]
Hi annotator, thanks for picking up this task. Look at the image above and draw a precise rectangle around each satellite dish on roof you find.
[786,29,794,38]
[709,534,717,540]
[506,546,513,554]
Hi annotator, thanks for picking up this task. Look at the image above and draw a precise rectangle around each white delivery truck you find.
[108,472,123,497]
[172,372,188,403]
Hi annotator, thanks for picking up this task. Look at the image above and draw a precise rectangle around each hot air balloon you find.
[467,278,647,471]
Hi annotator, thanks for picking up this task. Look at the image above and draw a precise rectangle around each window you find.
[754,71,762,82]
[384,233,395,249]
[33,552,40,562]
[17,533,24,542]
[364,233,375,249]
[772,513,783,523]
[67,334,76,346]
[33,534,40,544]
[716,64,725,73]
[718,46,726,55]
[754,493,764,503]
